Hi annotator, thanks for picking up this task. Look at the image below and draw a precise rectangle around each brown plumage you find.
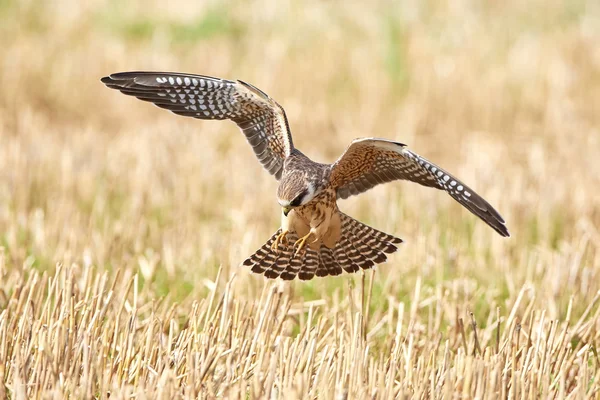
[243,213,402,280]
[102,71,510,281]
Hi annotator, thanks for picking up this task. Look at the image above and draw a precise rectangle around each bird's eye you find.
[289,195,303,207]
[289,190,307,207]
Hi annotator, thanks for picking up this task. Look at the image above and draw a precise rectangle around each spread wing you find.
[329,138,509,237]
[101,71,294,179]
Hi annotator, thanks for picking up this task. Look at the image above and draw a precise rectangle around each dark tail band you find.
[243,213,402,280]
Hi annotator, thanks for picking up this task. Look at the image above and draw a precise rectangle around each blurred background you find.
[0,0,599,312]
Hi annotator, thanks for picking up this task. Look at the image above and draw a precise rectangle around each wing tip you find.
[100,73,135,88]
[483,209,510,237]
[476,205,511,238]
[100,71,235,88]
[497,224,511,238]
[485,205,510,238]
[100,71,136,83]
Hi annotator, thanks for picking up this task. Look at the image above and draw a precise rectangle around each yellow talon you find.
[271,230,289,251]
[293,232,313,256]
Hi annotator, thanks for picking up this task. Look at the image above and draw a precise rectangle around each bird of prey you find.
[102,71,510,280]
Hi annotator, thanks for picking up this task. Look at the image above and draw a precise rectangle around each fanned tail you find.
[242,213,402,280]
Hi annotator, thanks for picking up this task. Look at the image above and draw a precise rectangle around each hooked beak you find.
[282,206,291,216]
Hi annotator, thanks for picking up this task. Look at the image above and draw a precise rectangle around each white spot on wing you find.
[184,77,190,85]
[176,77,182,85]
[168,77,175,85]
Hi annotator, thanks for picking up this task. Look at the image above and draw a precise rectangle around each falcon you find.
[102,71,510,280]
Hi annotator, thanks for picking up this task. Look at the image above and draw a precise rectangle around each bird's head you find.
[277,173,319,216]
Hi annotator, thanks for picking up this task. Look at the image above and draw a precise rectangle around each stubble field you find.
[1,0,600,398]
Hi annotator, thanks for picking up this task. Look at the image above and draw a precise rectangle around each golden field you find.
[1,0,599,398]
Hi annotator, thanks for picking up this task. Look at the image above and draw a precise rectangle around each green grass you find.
[97,5,242,43]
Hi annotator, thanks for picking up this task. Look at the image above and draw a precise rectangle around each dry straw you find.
[2,263,600,398]
[1,0,599,398]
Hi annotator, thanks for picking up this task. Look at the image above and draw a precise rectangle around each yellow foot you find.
[293,232,313,257]
[271,230,289,251]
